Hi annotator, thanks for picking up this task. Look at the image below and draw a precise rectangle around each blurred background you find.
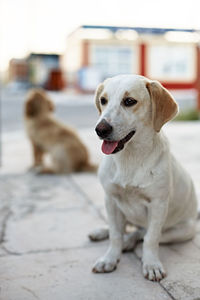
[1,0,200,171]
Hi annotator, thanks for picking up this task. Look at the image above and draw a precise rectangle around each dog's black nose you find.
[95,119,113,138]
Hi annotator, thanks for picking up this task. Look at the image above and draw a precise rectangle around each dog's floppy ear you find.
[146,81,178,132]
[95,83,104,114]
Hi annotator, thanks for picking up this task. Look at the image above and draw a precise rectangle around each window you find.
[147,44,196,82]
[90,45,137,79]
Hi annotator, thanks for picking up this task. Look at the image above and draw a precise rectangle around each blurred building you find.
[9,59,28,82]
[8,53,65,90]
[64,25,200,100]
[45,68,65,91]
[27,53,62,88]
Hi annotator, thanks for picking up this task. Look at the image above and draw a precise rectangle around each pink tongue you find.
[102,140,118,155]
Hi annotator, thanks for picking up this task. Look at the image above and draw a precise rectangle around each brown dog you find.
[24,89,97,174]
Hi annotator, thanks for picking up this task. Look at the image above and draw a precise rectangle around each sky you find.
[0,0,200,72]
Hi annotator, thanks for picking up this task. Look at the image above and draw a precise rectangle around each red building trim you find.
[161,82,196,90]
[196,45,200,110]
[140,44,146,76]
[82,41,89,67]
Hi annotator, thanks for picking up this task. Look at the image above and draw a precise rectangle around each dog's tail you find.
[79,162,98,173]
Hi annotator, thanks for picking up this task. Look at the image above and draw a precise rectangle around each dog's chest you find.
[26,120,47,149]
[112,184,149,227]
[26,121,38,140]
[111,153,155,189]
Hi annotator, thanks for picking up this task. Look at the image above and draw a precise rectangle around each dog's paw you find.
[88,228,109,242]
[142,260,166,281]
[92,256,119,273]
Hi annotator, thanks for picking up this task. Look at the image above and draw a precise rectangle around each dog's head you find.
[25,89,55,118]
[95,75,178,155]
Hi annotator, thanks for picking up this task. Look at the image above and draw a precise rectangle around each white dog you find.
[89,74,198,281]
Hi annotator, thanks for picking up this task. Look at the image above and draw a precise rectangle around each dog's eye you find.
[123,97,138,107]
[100,97,108,105]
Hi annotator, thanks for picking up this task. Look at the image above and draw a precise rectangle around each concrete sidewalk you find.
[1,122,200,300]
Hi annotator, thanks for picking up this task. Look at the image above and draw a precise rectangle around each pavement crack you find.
[1,245,21,256]
[21,286,40,299]
[1,243,103,257]
[0,210,12,245]
[158,283,177,300]
[69,176,106,222]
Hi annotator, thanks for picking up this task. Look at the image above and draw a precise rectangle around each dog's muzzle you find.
[112,130,135,154]
[95,119,113,139]
[95,119,136,155]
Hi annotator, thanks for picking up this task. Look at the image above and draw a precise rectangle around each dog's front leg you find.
[31,142,44,167]
[92,195,125,273]
[142,199,168,281]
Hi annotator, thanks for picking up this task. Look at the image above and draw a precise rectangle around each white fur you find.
[91,75,198,281]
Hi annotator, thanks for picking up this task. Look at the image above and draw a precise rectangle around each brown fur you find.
[102,92,108,100]
[121,91,143,113]
[95,84,104,114]
[24,89,97,174]
[123,91,129,98]
[122,90,151,127]
[146,81,178,132]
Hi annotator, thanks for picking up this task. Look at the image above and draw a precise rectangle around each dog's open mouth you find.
[101,130,136,155]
